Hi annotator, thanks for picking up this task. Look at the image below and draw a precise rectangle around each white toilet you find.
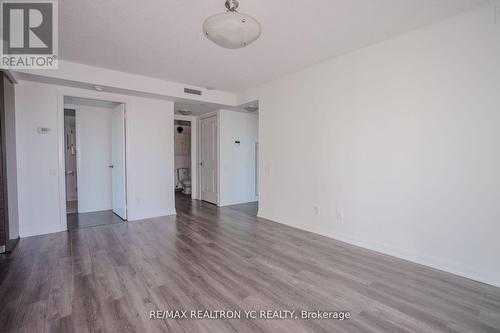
[176,168,192,195]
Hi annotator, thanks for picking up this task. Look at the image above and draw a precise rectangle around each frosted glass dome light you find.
[203,0,261,49]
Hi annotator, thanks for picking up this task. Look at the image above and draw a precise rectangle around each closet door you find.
[111,103,127,220]
[0,72,19,253]
[200,115,218,204]
[0,73,7,252]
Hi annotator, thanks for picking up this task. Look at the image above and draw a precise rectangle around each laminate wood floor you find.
[0,195,499,332]
[226,201,259,216]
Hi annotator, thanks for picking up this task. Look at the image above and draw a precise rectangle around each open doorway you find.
[174,120,192,198]
[63,96,128,229]
[64,109,78,214]
[172,102,259,215]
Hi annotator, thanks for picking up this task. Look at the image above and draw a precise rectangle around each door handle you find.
[108,165,114,168]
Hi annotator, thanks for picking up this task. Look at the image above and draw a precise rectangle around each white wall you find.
[15,80,176,237]
[248,3,500,287]
[123,97,175,221]
[218,110,259,206]
[66,104,113,213]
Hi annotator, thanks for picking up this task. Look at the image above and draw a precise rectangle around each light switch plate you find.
[37,127,51,134]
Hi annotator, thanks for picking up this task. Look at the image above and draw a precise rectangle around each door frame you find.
[57,89,130,232]
[198,111,220,205]
[110,103,128,220]
[173,114,198,200]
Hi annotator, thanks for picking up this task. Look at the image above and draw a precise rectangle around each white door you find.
[200,115,218,204]
[111,104,127,220]
[255,142,259,197]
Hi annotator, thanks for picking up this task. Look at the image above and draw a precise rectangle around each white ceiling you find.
[60,0,489,92]
[174,99,258,116]
[174,101,219,116]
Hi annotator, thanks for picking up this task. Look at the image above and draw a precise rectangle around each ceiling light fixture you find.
[178,109,193,116]
[244,105,259,112]
[203,0,261,49]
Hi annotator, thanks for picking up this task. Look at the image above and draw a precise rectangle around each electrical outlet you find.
[314,206,320,215]
[336,210,344,223]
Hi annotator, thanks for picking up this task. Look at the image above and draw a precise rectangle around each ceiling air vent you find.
[184,88,202,96]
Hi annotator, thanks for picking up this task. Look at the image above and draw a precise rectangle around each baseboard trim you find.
[257,213,500,288]
[334,232,500,288]
[219,199,259,207]
[127,211,177,222]
[77,208,113,214]
[20,227,64,239]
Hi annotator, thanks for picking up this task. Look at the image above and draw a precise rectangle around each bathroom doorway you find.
[173,115,198,202]
[64,109,78,214]
[174,120,192,197]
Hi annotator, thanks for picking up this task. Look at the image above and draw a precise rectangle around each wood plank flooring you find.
[226,201,259,217]
[0,195,499,332]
